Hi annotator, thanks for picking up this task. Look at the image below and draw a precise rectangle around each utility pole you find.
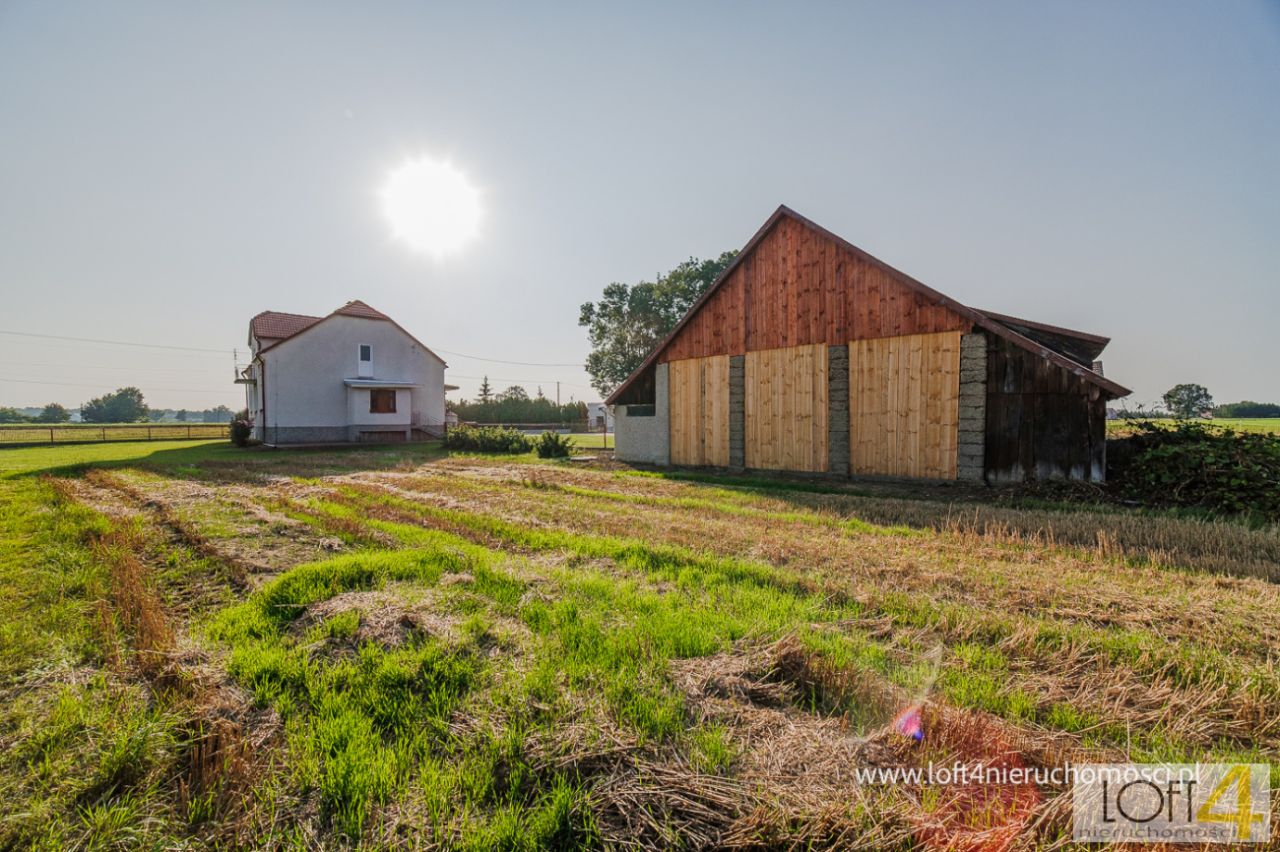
[556,381,560,406]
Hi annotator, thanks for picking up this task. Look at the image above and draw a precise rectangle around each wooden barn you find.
[606,206,1130,483]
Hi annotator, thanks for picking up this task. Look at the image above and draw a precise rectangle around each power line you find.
[0,329,230,355]
[449,373,596,391]
[433,347,583,368]
[4,360,234,376]
[0,377,239,395]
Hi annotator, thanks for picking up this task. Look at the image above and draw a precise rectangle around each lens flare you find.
[379,156,481,257]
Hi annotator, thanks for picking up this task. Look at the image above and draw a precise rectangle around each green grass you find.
[1108,417,1280,434]
[3,439,1278,847]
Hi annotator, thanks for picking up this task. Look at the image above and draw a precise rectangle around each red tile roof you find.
[250,300,446,366]
[332,300,391,321]
[250,310,323,341]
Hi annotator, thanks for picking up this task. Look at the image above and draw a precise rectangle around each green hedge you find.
[443,426,532,454]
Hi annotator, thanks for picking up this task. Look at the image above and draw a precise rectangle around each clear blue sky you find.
[2,1,1277,411]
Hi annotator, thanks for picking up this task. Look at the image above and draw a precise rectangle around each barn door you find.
[743,344,828,472]
[849,331,961,478]
[668,356,730,466]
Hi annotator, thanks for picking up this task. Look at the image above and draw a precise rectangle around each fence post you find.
[148,426,152,441]
[102,427,106,441]
[50,428,55,444]
[187,425,192,439]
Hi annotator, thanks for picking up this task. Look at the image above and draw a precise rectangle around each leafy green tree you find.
[80,387,150,423]
[175,409,188,422]
[1162,383,1213,419]
[579,251,737,396]
[477,376,494,404]
[34,403,70,423]
[500,386,529,403]
[0,407,31,423]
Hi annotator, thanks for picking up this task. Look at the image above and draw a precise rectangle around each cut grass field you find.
[1,439,1277,848]
[1107,416,1280,434]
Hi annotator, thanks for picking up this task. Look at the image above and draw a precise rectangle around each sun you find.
[379,156,481,257]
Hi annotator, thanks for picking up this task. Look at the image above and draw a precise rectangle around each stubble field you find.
[1,439,1277,849]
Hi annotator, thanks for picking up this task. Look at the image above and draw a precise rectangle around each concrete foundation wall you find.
[728,356,745,470]
[615,363,670,464]
[957,331,987,481]
[263,426,351,444]
[827,345,850,475]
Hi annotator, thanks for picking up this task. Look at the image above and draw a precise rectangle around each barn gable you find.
[608,205,1128,407]
[610,205,1128,483]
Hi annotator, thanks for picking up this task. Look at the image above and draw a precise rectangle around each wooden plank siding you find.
[744,344,828,472]
[668,355,730,466]
[660,216,970,363]
[985,336,1107,482]
[849,331,961,479]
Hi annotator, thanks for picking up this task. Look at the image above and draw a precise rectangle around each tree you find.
[80,387,150,423]
[1162,383,1213,419]
[499,385,529,403]
[0,407,30,423]
[579,251,737,396]
[35,403,70,423]
[477,376,494,404]
[175,409,189,422]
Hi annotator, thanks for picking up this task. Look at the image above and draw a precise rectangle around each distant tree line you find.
[450,378,588,424]
[1214,401,1280,418]
[1116,383,1280,420]
[0,387,234,424]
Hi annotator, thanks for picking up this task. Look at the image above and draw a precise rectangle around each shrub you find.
[534,431,573,459]
[443,426,532,454]
[1110,420,1280,520]
[230,418,253,447]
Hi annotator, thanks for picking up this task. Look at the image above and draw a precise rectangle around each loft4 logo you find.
[1074,763,1271,844]
[1197,765,1267,840]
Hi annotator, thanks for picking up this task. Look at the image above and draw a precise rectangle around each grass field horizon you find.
[2,438,1277,848]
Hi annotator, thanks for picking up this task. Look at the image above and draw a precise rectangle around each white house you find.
[586,402,614,432]
[237,300,452,444]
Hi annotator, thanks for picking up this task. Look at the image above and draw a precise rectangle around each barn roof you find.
[251,300,446,365]
[605,205,1130,404]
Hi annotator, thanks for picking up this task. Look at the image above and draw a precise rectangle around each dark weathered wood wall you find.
[984,336,1106,482]
[660,217,970,362]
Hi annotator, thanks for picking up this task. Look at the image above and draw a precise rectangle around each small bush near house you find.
[230,412,253,447]
[442,425,532,454]
[1110,420,1280,520]
[534,431,574,459]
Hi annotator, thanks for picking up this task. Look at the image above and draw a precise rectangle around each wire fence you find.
[0,423,231,446]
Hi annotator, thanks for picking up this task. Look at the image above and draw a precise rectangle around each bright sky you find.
[1,2,1277,411]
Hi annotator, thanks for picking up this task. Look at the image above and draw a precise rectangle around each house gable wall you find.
[261,315,445,439]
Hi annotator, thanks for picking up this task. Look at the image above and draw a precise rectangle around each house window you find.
[359,344,372,362]
[370,389,396,413]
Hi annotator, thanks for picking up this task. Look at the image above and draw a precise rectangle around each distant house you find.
[586,402,614,432]
[607,206,1130,482]
[237,300,454,445]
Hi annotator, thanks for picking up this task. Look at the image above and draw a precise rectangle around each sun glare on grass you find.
[379,156,481,257]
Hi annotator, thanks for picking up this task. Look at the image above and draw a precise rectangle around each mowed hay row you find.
[320,475,1280,760]
[343,468,1280,663]
[375,457,1280,587]
[202,502,1098,849]
[443,455,1280,582]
